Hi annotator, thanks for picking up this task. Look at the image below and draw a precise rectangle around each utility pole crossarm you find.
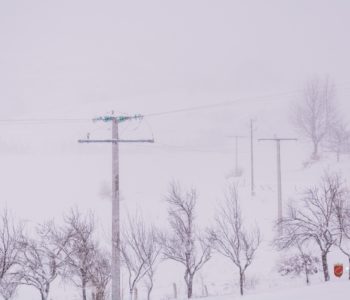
[78,139,154,144]
[250,119,255,196]
[227,135,247,138]
[258,138,298,141]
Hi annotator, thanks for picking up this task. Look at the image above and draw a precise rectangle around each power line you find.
[0,118,90,123]
[2,80,350,124]
[0,88,301,125]
[144,89,301,117]
[144,80,350,117]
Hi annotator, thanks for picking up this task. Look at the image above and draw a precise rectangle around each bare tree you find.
[275,173,342,281]
[326,119,350,162]
[58,209,97,300]
[89,249,111,300]
[0,210,23,280]
[292,77,337,160]
[121,215,161,300]
[333,184,350,279]
[142,226,162,300]
[210,186,260,295]
[161,183,211,299]
[17,222,67,300]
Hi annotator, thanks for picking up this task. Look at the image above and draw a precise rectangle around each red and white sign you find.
[334,264,343,278]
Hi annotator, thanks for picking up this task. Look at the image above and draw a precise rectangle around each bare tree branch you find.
[0,209,23,280]
[89,249,111,300]
[121,214,162,300]
[292,77,338,160]
[18,221,66,300]
[210,185,260,295]
[55,208,98,300]
[275,172,342,281]
[161,182,211,299]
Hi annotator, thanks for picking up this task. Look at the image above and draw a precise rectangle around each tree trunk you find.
[173,282,177,299]
[96,289,104,300]
[129,289,133,300]
[40,290,48,300]
[312,142,319,160]
[134,287,138,300]
[239,271,244,296]
[81,273,88,300]
[305,267,310,285]
[147,281,153,300]
[40,283,50,300]
[40,292,47,300]
[186,274,194,298]
[82,283,87,300]
[305,271,310,285]
[348,257,350,280]
[321,252,330,281]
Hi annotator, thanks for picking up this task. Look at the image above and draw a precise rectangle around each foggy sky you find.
[1,0,350,118]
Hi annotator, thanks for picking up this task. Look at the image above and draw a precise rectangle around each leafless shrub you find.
[277,246,320,285]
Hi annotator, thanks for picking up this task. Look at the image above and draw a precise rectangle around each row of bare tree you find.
[0,209,110,300]
[0,182,262,300]
[275,172,350,284]
[118,183,261,299]
[4,172,350,299]
[161,183,260,298]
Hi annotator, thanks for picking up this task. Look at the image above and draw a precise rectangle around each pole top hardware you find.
[93,114,143,123]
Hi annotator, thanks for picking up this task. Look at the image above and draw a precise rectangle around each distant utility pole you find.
[78,114,154,300]
[258,137,297,222]
[250,119,255,196]
[227,135,246,176]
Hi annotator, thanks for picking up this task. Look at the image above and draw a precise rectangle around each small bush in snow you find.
[277,254,320,285]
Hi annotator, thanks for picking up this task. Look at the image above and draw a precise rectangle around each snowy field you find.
[203,281,350,300]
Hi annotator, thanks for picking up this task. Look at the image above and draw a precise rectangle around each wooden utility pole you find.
[78,114,154,300]
[227,135,246,176]
[258,137,297,222]
[250,119,255,196]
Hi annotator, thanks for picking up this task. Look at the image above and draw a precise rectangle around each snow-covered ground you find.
[1,110,350,299]
[203,280,350,300]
